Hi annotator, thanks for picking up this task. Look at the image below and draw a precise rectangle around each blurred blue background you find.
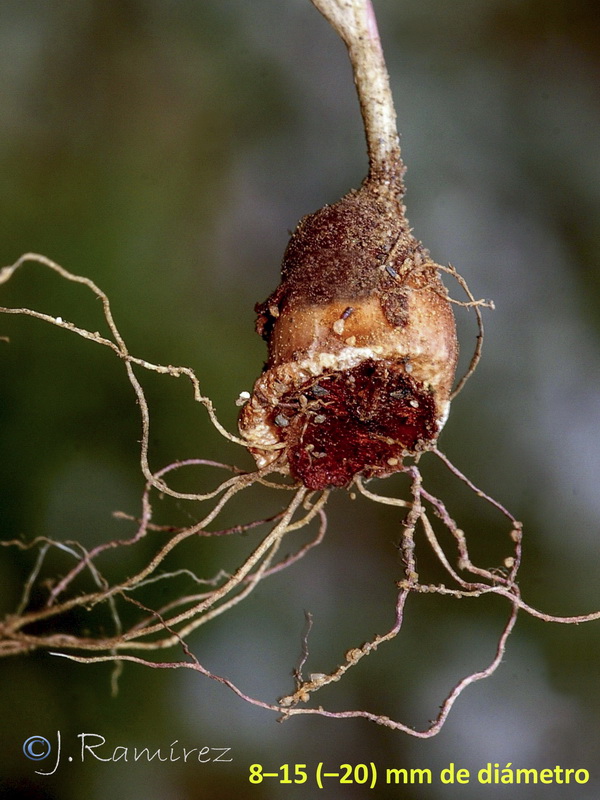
[1,0,599,797]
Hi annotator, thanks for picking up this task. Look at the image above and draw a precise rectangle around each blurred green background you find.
[1,0,599,797]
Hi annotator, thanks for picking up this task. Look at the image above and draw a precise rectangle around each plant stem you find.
[310,0,404,188]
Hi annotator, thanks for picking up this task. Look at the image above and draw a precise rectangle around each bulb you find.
[239,180,458,490]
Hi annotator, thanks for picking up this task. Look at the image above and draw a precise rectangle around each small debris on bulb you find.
[235,390,251,407]
[332,318,345,335]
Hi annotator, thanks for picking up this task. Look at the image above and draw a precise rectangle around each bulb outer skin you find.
[239,182,458,489]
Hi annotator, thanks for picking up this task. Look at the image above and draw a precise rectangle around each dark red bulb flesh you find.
[270,359,436,490]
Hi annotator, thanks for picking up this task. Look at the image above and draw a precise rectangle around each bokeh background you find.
[1,0,599,797]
